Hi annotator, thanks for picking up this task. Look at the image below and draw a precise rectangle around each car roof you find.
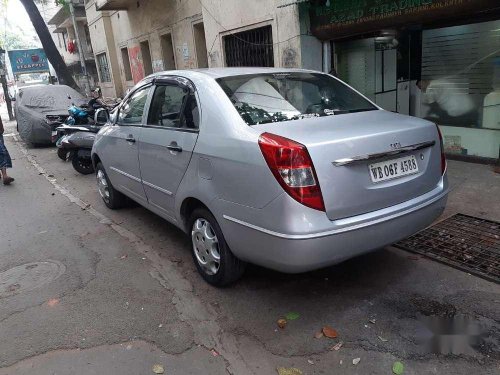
[18,84,71,92]
[150,67,320,80]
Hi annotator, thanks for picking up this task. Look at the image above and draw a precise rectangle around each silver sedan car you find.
[92,68,448,286]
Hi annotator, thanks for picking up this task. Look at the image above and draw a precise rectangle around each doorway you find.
[140,40,153,76]
[193,22,208,68]
[336,31,419,115]
[375,43,398,112]
[160,33,176,70]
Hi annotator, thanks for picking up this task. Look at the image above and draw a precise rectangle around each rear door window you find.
[147,84,199,130]
[217,72,377,125]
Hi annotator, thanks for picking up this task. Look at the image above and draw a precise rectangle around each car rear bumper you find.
[220,179,448,273]
[28,122,54,144]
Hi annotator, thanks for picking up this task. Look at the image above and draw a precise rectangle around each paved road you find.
[0,118,498,374]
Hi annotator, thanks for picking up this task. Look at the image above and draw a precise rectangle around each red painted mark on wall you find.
[128,45,145,84]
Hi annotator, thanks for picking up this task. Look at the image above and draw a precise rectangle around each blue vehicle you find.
[66,104,93,125]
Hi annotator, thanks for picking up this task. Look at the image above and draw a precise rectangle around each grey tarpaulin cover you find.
[15,85,85,144]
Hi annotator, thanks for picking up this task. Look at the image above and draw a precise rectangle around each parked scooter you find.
[65,87,119,127]
[55,108,111,175]
[55,124,95,161]
[57,129,97,174]
[66,104,94,126]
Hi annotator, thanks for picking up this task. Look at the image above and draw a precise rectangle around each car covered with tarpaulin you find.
[14,85,86,144]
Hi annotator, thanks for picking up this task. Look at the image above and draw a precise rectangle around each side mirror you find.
[95,108,110,125]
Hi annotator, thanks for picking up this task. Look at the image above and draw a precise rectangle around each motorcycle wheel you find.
[57,148,68,161]
[72,154,94,175]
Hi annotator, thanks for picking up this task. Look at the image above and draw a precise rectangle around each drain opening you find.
[0,261,66,298]
[395,214,499,283]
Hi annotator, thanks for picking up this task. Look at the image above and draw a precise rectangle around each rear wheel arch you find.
[92,153,101,169]
[180,197,210,232]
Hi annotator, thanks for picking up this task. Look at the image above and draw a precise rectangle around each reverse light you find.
[258,132,325,211]
[436,125,446,175]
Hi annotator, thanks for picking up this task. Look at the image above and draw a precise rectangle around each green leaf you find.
[392,361,404,375]
[285,312,300,320]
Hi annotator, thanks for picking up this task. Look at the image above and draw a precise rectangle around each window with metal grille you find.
[96,52,111,83]
[224,25,274,67]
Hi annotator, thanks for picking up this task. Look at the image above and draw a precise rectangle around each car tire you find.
[95,162,127,209]
[72,154,95,175]
[188,208,246,286]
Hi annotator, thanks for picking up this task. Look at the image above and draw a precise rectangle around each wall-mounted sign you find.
[307,0,500,40]
[8,48,49,75]
[182,43,189,61]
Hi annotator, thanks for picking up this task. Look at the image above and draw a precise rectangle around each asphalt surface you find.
[0,118,499,374]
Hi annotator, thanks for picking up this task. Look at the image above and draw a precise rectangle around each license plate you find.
[51,131,58,143]
[369,155,419,183]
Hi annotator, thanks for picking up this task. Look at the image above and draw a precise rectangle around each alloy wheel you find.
[191,218,220,275]
[97,169,110,203]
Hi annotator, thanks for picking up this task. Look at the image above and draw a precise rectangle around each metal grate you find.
[395,214,500,283]
[96,52,111,83]
[224,25,274,67]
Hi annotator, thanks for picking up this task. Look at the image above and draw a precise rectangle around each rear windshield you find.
[216,72,377,126]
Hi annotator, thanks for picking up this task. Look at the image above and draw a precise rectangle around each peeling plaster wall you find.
[201,0,303,68]
[85,0,323,97]
[107,0,203,92]
[86,1,123,97]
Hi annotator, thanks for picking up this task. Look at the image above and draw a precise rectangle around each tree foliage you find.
[18,0,80,91]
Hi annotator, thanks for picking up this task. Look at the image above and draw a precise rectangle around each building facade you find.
[83,0,499,162]
[48,0,98,92]
[307,0,500,162]
[84,0,323,98]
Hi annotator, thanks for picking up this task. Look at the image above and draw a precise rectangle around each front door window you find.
[118,87,150,125]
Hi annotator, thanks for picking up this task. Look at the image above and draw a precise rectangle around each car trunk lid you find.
[254,110,442,220]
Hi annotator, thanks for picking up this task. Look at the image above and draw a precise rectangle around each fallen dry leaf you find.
[277,318,287,329]
[120,255,128,259]
[353,357,361,365]
[331,341,343,351]
[277,367,303,375]
[322,326,338,338]
[47,298,59,307]
[307,359,314,365]
[314,331,324,339]
[152,364,164,374]
[211,349,219,357]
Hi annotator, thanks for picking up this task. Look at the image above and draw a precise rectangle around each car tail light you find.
[258,132,325,211]
[436,125,446,175]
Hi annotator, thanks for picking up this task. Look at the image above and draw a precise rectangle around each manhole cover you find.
[395,214,500,283]
[0,261,66,298]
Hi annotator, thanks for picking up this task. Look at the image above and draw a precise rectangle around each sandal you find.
[3,177,14,185]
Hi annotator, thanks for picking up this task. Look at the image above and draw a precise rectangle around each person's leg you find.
[1,167,14,185]
[0,136,13,184]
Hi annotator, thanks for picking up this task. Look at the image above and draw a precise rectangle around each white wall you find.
[440,125,500,159]
[201,0,303,68]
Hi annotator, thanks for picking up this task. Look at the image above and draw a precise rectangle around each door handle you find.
[167,143,182,153]
[126,135,136,143]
